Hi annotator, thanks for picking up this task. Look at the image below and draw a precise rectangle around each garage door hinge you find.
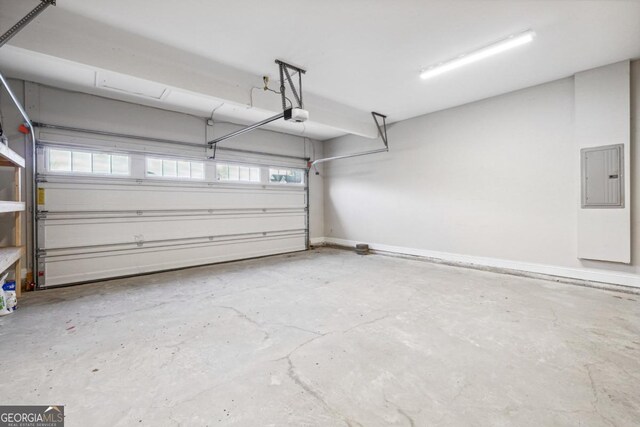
[36,174,47,183]
[136,210,143,216]
[37,249,47,257]
[37,211,48,219]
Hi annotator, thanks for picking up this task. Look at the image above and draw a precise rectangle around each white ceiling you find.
[1,0,639,140]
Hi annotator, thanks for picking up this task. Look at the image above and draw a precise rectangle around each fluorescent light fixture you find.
[420,30,535,80]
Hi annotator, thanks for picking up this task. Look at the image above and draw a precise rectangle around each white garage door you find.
[35,130,308,288]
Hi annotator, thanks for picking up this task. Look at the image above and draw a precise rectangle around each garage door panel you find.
[37,141,309,287]
[42,235,306,286]
[42,213,306,248]
[41,184,306,211]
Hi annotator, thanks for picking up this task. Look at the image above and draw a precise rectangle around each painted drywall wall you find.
[323,60,640,287]
[632,60,640,271]
[0,79,324,273]
[575,61,630,263]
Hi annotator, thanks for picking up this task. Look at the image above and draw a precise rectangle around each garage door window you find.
[216,164,260,183]
[269,168,304,184]
[146,157,205,180]
[48,148,130,175]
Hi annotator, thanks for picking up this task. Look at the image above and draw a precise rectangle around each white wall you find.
[0,80,324,272]
[323,60,640,287]
[575,61,630,263]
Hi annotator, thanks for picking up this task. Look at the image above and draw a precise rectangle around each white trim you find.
[320,237,640,289]
[310,237,326,246]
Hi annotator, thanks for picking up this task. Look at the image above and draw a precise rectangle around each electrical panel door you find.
[581,144,624,208]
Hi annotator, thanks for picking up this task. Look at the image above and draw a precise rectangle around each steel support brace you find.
[0,1,56,49]
[207,111,286,150]
[276,60,305,109]
[371,112,388,148]
[310,112,389,174]
[207,60,306,153]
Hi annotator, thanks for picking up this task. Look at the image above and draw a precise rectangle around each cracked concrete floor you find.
[1,247,639,426]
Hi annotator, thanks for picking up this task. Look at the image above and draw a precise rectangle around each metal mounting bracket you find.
[0,0,56,49]
[207,60,307,155]
[371,112,388,148]
[275,59,306,110]
[309,111,390,175]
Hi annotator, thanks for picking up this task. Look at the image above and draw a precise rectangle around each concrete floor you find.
[1,248,639,426]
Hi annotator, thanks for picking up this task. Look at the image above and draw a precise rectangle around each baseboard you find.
[310,237,326,246]
[318,237,640,290]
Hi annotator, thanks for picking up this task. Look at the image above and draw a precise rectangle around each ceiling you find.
[1,0,639,140]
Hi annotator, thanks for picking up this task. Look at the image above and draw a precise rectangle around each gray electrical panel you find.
[581,144,624,208]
